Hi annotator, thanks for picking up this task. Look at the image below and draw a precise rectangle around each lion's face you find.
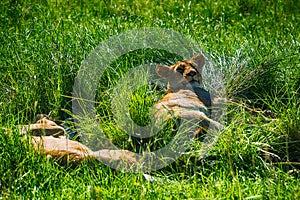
[156,54,205,93]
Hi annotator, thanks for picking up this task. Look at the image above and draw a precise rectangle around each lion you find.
[19,53,224,168]
[21,117,137,169]
[154,53,224,135]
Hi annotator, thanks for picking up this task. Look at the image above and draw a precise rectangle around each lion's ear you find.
[156,64,172,78]
[190,54,205,73]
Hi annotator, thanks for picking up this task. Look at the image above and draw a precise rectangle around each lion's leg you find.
[155,106,224,135]
[175,109,224,133]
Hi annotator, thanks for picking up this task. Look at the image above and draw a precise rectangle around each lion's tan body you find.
[22,118,137,168]
[154,90,209,121]
[154,54,223,133]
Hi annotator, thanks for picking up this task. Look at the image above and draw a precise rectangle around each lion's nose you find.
[187,71,196,77]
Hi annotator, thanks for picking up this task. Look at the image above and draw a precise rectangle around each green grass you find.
[1,0,299,199]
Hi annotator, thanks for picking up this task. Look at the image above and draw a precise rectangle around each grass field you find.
[1,0,299,199]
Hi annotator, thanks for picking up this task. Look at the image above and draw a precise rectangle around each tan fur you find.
[22,118,137,169]
[154,54,223,133]
[21,117,65,137]
[156,54,205,93]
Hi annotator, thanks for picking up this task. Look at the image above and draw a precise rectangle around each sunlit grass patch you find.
[0,0,299,199]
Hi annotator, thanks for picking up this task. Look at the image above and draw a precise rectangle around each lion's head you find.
[156,54,205,93]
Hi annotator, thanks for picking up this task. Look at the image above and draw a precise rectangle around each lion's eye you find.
[176,66,184,74]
